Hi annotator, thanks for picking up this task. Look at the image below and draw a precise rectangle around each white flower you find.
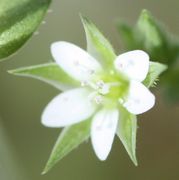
[42,41,155,161]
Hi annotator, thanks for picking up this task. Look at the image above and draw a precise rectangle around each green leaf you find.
[117,9,179,65]
[80,14,116,68]
[116,9,179,102]
[143,61,167,87]
[42,119,91,174]
[137,9,179,65]
[117,106,138,166]
[116,21,143,50]
[161,66,179,103]
[8,63,79,90]
[137,10,165,48]
[0,0,51,60]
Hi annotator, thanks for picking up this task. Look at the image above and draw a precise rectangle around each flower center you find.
[83,81,128,107]
[81,80,110,104]
[96,80,110,95]
[80,69,130,107]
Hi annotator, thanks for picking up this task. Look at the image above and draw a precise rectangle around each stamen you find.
[96,80,105,88]
[88,92,103,104]
[100,84,110,95]
[96,80,110,95]
[94,95,103,104]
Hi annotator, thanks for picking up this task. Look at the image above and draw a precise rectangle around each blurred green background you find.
[0,0,179,179]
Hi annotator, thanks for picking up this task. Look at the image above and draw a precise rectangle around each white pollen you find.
[96,80,110,95]
[96,80,105,88]
[100,85,110,95]
[94,95,103,104]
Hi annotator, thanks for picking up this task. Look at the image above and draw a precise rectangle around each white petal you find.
[51,41,102,82]
[42,88,97,127]
[115,50,149,82]
[123,81,155,115]
[91,108,119,161]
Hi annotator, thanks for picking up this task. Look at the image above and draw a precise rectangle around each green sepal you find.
[80,14,116,68]
[42,119,91,174]
[117,106,138,166]
[8,63,79,91]
[143,61,167,87]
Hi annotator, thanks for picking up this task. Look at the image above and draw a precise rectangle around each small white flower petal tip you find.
[91,108,119,160]
[124,81,155,115]
[41,88,96,127]
[51,41,102,82]
[115,50,149,82]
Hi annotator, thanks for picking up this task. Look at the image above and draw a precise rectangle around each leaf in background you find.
[116,21,143,50]
[137,9,179,65]
[0,0,51,60]
[42,119,91,174]
[117,9,179,64]
[143,61,167,87]
[80,14,116,68]
[9,63,79,91]
[162,67,179,103]
[117,9,179,102]
[117,106,138,166]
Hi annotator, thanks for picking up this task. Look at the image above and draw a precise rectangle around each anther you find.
[96,80,110,95]
[94,95,103,104]
[96,80,105,89]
